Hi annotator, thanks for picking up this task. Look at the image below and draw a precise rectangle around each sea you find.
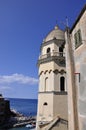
[6,98,38,130]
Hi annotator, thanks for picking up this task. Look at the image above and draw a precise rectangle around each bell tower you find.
[37,25,68,130]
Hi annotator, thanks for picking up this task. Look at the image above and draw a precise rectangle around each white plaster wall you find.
[54,73,59,91]
[51,71,55,91]
[39,62,66,92]
[39,73,45,92]
[37,93,54,122]
[39,62,54,74]
[53,94,68,119]
[71,10,86,130]
[78,52,86,130]
[47,71,54,91]
[39,71,55,92]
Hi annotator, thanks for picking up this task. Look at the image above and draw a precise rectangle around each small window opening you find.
[47,48,50,53]
[43,102,48,105]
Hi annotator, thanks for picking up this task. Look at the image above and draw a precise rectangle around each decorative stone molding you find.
[39,71,44,76]
[59,69,66,75]
[53,69,59,74]
[44,70,48,74]
[39,69,66,76]
[49,69,52,73]
[37,56,65,67]
[39,91,67,95]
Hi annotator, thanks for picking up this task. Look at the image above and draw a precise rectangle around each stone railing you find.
[39,51,65,60]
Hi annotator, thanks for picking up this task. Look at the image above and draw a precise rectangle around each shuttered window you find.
[74,29,82,49]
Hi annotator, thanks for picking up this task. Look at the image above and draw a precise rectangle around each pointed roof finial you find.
[54,25,59,30]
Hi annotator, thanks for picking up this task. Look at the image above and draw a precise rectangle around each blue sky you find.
[0,0,85,99]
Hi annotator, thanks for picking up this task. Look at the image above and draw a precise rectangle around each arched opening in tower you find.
[59,47,63,56]
[46,47,51,57]
[60,76,65,91]
[47,47,51,53]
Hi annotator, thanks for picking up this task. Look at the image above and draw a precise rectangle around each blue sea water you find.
[9,127,35,130]
[6,98,38,130]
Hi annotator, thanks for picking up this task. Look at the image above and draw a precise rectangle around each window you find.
[74,33,78,45]
[60,77,65,91]
[78,29,82,43]
[47,48,50,53]
[43,102,48,105]
[74,29,82,49]
[59,47,63,56]
[46,48,51,57]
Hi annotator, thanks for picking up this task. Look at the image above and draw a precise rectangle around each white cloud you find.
[0,86,12,90]
[0,73,38,85]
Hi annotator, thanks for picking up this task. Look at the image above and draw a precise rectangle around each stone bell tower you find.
[36,25,68,130]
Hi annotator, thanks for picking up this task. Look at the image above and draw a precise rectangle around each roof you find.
[44,25,65,42]
[70,4,86,33]
[43,117,68,130]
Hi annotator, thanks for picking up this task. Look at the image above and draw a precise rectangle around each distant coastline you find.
[1,108,36,129]
[0,98,37,129]
[8,98,38,116]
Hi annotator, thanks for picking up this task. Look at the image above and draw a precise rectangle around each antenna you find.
[56,20,58,25]
[66,16,69,27]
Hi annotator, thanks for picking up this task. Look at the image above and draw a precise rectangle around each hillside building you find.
[0,94,10,125]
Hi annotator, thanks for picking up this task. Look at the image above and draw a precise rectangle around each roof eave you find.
[70,4,86,33]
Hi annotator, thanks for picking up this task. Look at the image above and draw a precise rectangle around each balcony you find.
[38,51,65,66]
[39,51,65,60]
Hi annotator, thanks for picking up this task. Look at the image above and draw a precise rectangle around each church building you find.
[36,4,86,130]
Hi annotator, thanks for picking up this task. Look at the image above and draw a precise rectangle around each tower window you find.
[46,48,51,57]
[47,48,50,53]
[60,76,65,91]
[59,47,63,56]
[43,102,48,105]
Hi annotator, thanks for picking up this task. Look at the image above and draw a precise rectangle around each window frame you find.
[74,29,82,49]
